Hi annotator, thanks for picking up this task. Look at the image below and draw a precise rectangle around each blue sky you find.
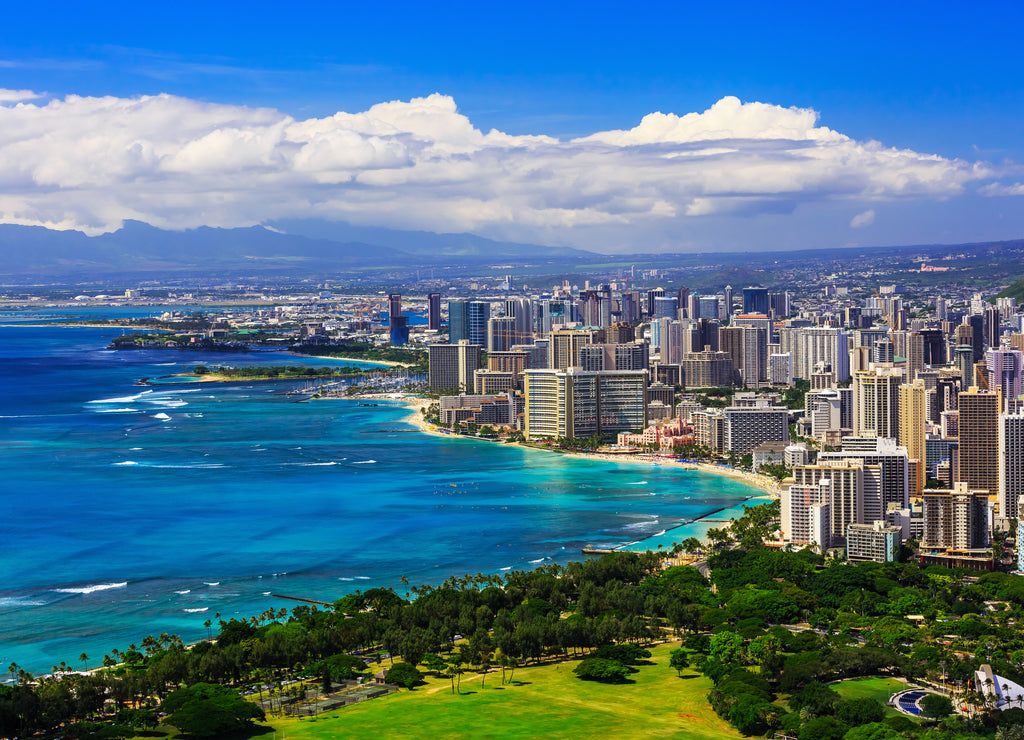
[1,1,1023,253]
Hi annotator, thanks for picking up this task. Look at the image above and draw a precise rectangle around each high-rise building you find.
[388,293,402,322]
[428,340,482,392]
[954,323,974,357]
[389,315,409,345]
[524,368,647,440]
[740,326,768,386]
[985,305,1002,349]
[846,520,901,562]
[906,331,925,382]
[794,327,850,383]
[920,329,947,366]
[818,436,910,521]
[448,300,468,343]
[512,342,548,371]
[770,353,793,386]
[955,344,975,388]
[427,293,442,331]
[473,369,518,395]
[922,483,991,550]
[466,301,490,346]
[533,297,576,335]
[578,344,611,371]
[653,296,678,320]
[899,380,928,495]
[613,342,649,371]
[619,293,640,324]
[793,459,870,546]
[722,403,789,454]
[853,368,902,439]
[958,387,1002,496]
[548,328,601,370]
[579,290,600,327]
[873,337,894,364]
[606,322,636,344]
[987,348,1023,409]
[504,298,533,339]
[742,287,769,315]
[388,294,406,344]
[645,288,665,317]
[698,295,720,319]
[781,479,832,549]
[808,389,843,439]
[696,318,720,352]
[998,412,1024,520]
[681,348,735,388]
[649,317,669,352]
[677,286,691,317]
[662,320,687,364]
[487,317,518,352]
[769,291,791,320]
[719,326,744,385]
[488,350,531,385]
[967,314,985,362]
[687,293,701,321]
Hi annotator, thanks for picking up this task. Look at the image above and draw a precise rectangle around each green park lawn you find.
[831,676,910,719]
[264,642,742,740]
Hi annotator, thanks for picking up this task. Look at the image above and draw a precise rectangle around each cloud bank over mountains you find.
[0,90,1012,250]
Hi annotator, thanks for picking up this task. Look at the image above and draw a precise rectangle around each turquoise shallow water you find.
[0,310,760,674]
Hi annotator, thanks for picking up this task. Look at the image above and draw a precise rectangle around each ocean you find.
[0,309,760,675]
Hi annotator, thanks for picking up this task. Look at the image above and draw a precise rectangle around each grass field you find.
[263,642,743,740]
[831,676,909,718]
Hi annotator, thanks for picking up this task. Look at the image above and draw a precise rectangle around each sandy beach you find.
[328,392,781,496]
[559,450,781,497]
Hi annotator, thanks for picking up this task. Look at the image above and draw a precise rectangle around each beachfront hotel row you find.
[403,287,1024,569]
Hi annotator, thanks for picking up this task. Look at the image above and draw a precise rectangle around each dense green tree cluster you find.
[292,341,428,371]
[161,682,265,736]
[12,499,1024,739]
[192,364,367,378]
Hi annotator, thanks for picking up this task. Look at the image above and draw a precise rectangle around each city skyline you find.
[1,2,1023,253]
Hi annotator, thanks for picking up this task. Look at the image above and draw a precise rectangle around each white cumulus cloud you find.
[0,91,1004,244]
[981,182,1024,196]
[850,209,876,228]
[0,88,44,102]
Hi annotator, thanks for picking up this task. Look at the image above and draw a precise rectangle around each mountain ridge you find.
[0,220,596,276]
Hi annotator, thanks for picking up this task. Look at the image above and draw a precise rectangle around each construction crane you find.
[975,363,990,391]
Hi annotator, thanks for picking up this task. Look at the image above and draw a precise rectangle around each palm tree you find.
[204,619,213,641]
[79,652,89,671]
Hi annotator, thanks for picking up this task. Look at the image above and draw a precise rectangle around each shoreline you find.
[143,370,372,385]
[323,391,778,550]
[556,451,782,497]
[2,323,419,369]
[0,322,173,331]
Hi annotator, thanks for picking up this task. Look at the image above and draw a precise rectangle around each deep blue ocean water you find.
[0,309,759,674]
